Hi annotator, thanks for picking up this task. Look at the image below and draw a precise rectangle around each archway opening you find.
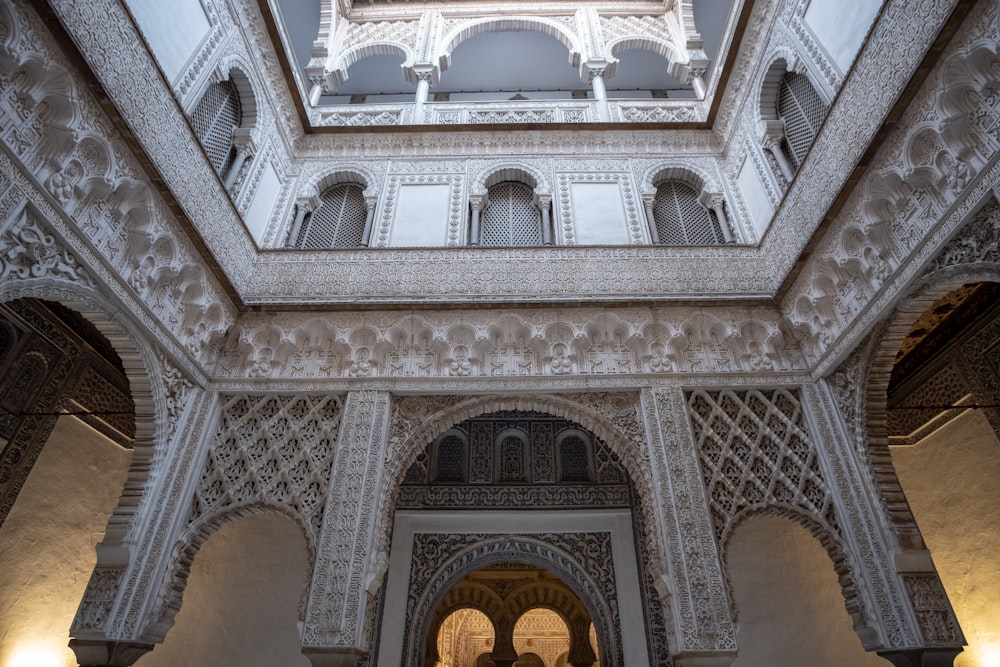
[726,515,885,667]
[886,282,1000,666]
[0,298,136,667]
[513,608,576,667]
[382,407,665,667]
[135,512,311,667]
[436,607,495,667]
[328,53,414,104]
[438,32,581,101]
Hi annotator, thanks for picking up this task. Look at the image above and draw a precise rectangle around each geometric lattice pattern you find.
[652,180,724,245]
[296,183,368,248]
[777,72,827,169]
[190,80,242,176]
[686,388,838,540]
[189,394,343,538]
[480,181,543,246]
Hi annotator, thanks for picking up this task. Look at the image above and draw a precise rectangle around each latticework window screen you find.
[434,435,466,482]
[295,184,367,249]
[190,80,241,176]
[559,435,591,482]
[480,181,543,246]
[652,180,725,245]
[777,72,827,169]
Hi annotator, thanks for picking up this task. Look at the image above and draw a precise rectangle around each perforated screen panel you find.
[190,81,241,176]
[480,181,543,246]
[777,72,827,169]
[652,180,724,245]
[296,184,368,249]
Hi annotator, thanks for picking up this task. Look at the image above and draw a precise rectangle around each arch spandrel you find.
[377,393,657,552]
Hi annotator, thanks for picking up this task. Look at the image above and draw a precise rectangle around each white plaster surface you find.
[803,0,884,74]
[389,184,452,247]
[245,161,281,244]
[728,515,886,667]
[378,509,650,667]
[0,417,132,667]
[135,512,311,667]
[736,155,775,239]
[891,409,1000,667]
[569,183,630,245]
[124,0,210,83]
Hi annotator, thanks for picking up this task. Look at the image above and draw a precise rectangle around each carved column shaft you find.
[643,195,659,244]
[803,381,964,653]
[303,390,392,664]
[640,386,736,665]
[70,382,214,654]
[586,62,612,123]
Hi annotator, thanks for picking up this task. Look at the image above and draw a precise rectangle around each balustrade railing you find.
[311,97,702,127]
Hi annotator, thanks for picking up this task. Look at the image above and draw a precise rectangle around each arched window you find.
[652,180,726,245]
[498,433,527,482]
[294,183,368,249]
[190,80,242,177]
[434,434,466,483]
[777,72,827,169]
[480,181,543,246]
[558,434,592,482]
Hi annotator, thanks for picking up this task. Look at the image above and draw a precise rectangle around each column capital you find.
[469,193,486,210]
[404,62,439,86]
[699,191,725,210]
[584,59,610,81]
[295,194,322,214]
[231,127,256,154]
[69,639,155,667]
[761,118,787,146]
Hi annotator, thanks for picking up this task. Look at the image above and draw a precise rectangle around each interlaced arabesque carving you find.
[190,394,343,539]
[687,388,838,540]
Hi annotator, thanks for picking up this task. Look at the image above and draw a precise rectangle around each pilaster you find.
[640,386,737,666]
[303,390,392,664]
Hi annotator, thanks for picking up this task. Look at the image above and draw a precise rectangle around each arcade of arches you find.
[3,1,1000,667]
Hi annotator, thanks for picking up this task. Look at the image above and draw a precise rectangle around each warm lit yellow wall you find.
[0,416,132,667]
[891,409,1000,667]
[135,512,312,667]
[728,515,886,667]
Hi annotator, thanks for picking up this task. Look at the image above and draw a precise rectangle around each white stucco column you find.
[763,119,795,182]
[536,194,554,245]
[701,192,734,243]
[411,64,436,125]
[223,128,255,191]
[586,60,612,123]
[288,194,320,247]
[362,196,377,246]
[468,194,485,246]
[643,193,660,244]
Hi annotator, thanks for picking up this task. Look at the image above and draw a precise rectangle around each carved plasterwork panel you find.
[559,173,640,245]
[372,173,464,248]
[189,394,343,540]
[686,388,839,539]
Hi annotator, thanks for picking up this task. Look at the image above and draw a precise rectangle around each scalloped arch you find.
[720,505,874,642]
[329,42,414,91]
[438,17,583,74]
[146,503,315,643]
[301,164,378,199]
[0,280,162,557]
[472,162,551,195]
